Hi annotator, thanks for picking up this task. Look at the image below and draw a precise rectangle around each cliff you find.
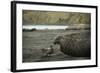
[23,10,91,25]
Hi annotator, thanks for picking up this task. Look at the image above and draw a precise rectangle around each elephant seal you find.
[53,31,91,57]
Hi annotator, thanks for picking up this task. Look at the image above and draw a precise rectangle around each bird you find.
[41,45,54,57]
[46,45,54,56]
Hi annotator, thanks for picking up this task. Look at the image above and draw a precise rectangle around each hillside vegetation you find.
[23,10,91,26]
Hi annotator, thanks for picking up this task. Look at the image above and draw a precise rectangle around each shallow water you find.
[23,29,90,62]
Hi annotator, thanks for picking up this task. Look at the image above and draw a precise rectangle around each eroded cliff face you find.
[23,10,91,25]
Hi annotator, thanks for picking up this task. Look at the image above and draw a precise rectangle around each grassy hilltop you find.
[23,10,91,25]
